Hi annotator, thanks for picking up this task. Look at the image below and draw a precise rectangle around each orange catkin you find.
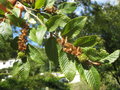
[57,37,82,56]
[18,26,29,51]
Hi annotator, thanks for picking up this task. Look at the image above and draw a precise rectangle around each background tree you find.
[75,1,120,88]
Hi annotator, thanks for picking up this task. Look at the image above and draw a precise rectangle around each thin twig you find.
[17,1,45,26]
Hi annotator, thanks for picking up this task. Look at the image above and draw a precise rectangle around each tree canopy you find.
[0,0,120,89]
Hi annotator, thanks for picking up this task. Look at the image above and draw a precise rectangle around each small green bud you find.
[77,54,89,62]
[17,51,25,58]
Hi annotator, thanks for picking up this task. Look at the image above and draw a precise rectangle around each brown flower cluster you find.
[57,37,82,56]
[18,27,29,51]
[44,6,57,14]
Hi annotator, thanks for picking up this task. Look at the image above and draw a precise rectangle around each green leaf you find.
[5,14,25,27]
[45,37,58,65]
[83,48,109,61]
[29,25,47,45]
[12,60,30,79]
[19,61,30,79]
[36,25,47,44]
[100,50,120,64]
[0,9,5,15]
[59,51,76,81]
[0,21,12,39]
[0,0,13,9]
[76,63,86,79]
[84,66,101,90]
[0,0,8,6]
[46,15,70,32]
[28,45,46,64]
[45,0,56,7]
[11,7,21,17]
[58,2,77,14]
[76,64,101,90]
[73,35,98,47]
[35,0,45,9]
[62,16,87,38]
[29,28,37,42]
[11,61,22,76]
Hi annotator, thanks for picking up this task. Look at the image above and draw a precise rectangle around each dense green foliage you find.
[0,0,120,90]
[79,2,120,88]
[0,73,69,90]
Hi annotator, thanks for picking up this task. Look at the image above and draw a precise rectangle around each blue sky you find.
[91,0,119,5]
[74,0,119,15]
[68,0,119,5]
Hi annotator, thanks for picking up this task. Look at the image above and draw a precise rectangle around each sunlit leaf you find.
[29,28,37,42]
[36,25,47,44]
[58,2,77,14]
[73,35,98,47]
[0,21,12,39]
[59,51,76,81]
[46,15,70,32]
[12,60,30,79]
[28,18,36,24]
[35,0,45,9]
[29,25,47,45]
[82,48,109,61]
[45,0,56,7]
[84,66,101,90]
[76,63,86,79]
[29,45,46,64]
[62,16,87,38]
[100,50,120,64]
[76,64,101,90]
[11,7,21,17]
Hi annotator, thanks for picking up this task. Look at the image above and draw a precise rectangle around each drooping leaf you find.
[73,35,98,47]
[58,2,77,14]
[12,60,30,79]
[59,51,76,81]
[84,66,101,90]
[62,16,87,38]
[46,15,70,32]
[29,45,46,64]
[45,0,56,7]
[0,21,12,39]
[100,50,120,64]
[45,37,58,65]
[29,25,47,45]
[35,0,45,9]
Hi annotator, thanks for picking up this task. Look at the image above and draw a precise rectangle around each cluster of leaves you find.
[78,1,120,88]
[0,73,69,90]
[0,34,17,60]
[0,0,120,90]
